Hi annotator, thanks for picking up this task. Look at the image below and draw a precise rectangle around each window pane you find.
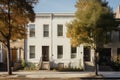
[43,24,49,37]
[117,48,120,59]
[106,32,111,42]
[57,24,63,36]
[119,31,120,41]
[71,46,77,58]
[29,24,35,37]
[57,46,63,58]
[71,46,77,53]
[30,46,35,58]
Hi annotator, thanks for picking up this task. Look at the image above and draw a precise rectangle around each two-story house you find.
[25,13,87,70]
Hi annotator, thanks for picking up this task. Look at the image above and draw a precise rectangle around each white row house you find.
[25,13,89,70]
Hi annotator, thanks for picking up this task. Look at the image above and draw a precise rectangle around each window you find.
[117,48,120,59]
[57,24,63,36]
[57,46,63,58]
[29,46,35,59]
[43,24,49,37]
[106,32,111,42]
[0,45,1,50]
[29,24,35,37]
[71,46,77,58]
[119,31,120,41]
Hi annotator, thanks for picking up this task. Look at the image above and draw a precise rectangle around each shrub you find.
[21,60,27,68]
[21,61,37,71]
[110,57,120,71]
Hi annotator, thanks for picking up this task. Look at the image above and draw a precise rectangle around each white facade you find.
[0,44,2,62]
[26,13,85,69]
[115,5,120,18]
[0,43,7,63]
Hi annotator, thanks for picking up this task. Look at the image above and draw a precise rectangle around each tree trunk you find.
[95,51,98,76]
[7,39,12,75]
[7,0,12,75]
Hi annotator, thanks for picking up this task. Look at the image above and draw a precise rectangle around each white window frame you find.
[29,46,35,59]
[29,24,35,37]
[57,24,63,37]
[43,24,49,37]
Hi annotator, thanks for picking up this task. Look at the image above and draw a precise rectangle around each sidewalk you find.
[0,71,95,78]
[0,71,120,78]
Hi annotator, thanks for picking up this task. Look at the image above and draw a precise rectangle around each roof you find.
[35,13,75,17]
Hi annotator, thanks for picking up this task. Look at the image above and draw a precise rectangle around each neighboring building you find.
[10,39,25,63]
[98,6,120,64]
[10,39,25,70]
[115,5,120,18]
[0,43,7,63]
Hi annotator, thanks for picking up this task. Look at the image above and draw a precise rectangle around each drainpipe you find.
[51,13,53,68]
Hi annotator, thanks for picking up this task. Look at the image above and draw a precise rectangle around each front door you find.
[99,48,111,65]
[42,46,49,61]
[11,49,17,63]
[84,46,91,61]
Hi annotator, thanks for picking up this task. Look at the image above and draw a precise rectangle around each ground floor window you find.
[84,46,90,61]
[29,46,35,59]
[117,48,120,59]
[71,46,77,58]
[0,52,2,62]
[57,46,63,59]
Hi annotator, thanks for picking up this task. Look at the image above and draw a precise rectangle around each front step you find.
[85,61,95,71]
[41,61,50,70]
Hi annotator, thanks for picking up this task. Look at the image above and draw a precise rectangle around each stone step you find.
[41,61,50,70]
[85,62,95,71]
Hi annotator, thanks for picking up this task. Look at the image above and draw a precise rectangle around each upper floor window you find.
[57,24,63,36]
[106,32,111,42]
[57,46,63,59]
[29,46,35,59]
[29,24,35,37]
[43,24,49,37]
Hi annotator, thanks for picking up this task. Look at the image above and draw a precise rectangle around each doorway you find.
[11,49,17,63]
[99,48,111,65]
[84,46,91,61]
[42,46,49,61]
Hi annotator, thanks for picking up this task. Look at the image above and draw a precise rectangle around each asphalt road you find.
[0,78,120,80]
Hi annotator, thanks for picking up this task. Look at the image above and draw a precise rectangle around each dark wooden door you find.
[99,48,111,65]
[84,46,90,61]
[11,49,17,63]
[42,46,49,61]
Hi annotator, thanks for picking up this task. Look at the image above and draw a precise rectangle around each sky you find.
[34,0,120,13]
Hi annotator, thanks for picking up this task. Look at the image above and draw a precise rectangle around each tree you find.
[67,0,117,76]
[0,0,38,75]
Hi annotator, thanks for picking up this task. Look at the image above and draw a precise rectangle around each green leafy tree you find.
[0,0,38,75]
[67,0,117,75]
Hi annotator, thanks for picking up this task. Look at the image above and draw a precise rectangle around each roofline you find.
[35,13,75,17]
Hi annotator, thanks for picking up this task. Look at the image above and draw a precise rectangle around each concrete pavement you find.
[0,71,120,78]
